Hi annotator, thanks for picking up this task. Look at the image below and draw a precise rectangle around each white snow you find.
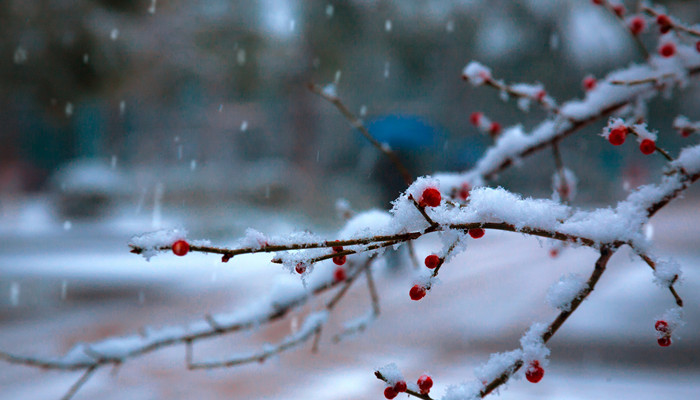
[672,144,700,175]
[519,322,550,367]
[653,259,681,287]
[552,168,578,202]
[632,123,658,142]
[546,273,588,311]
[377,362,403,386]
[474,349,522,385]
[462,62,491,86]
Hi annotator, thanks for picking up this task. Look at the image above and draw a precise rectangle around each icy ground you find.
[1,199,699,400]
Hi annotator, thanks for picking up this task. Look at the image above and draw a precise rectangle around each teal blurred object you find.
[361,115,443,206]
[365,115,440,151]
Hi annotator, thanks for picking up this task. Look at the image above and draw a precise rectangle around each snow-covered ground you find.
[1,197,699,400]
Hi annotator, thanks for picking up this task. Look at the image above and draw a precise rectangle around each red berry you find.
[582,76,596,91]
[410,284,426,301]
[417,375,433,394]
[608,126,627,146]
[656,14,671,31]
[526,361,545,383]
[295,263,306,274]
[393,381,407,393]
[489,121,501,136]
[657,336,672,347]
[655,320,669,333]
[384,386,398,399]
[659,43,676,58]
[470,112,483,126]
[458,183,471,200]
[332,255,347,265]
[629,17,645,35]
[334,267,346,281]
[419,187,442,207]
[424,254,440,269]
[613,4,625,17]
[461,73,468,81]
[639,139,656,155]
[331,242,344,253]
[549,248,559,258]
[172,240,190,256]
[222,253,233,263]
[469,228,485,239]
[681,128,692,138]
[535,90,546,102]
[696,41,700,53]
[591,0,603,5]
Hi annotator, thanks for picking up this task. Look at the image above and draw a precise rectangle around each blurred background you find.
[1,1,700,399]
[1,0,699,232]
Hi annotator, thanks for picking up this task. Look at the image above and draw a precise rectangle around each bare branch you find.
[61,366,98,400]
[308,82,413,186]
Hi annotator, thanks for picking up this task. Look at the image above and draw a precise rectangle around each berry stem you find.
[599,0,649,59]
[628,127,674,161]
[477,72,562,116]
[632,249,683,307]
[642,6,700,37]
[375,371,434,400]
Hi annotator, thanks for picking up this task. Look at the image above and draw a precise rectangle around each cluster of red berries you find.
[470,112,502,137]
[525,360,545,383]
[590,1,624,18]
[332,246,346,266]
[383,380,406,399]
[419,187,442,208]
[656,14,672,34]
[331,243,347,281]
[654,15,700,56]
[655,320,672,347]
[383,375,434,398]
[607,125,656,155]
[172,240,190,256]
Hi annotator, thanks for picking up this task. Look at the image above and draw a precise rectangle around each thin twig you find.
[481,247,615,397]
[374,248,615,399]
[642,6,700,37]
[632,250,684,307]
[477,66,700,181]
[408,194,438,228]
[375,370,434,400]
[551,140,570,203]
[610,73,674,86]
[333,264,381,342]
[599,0,649,59]
[308,82,413,186]
[61,365,98,400]
[482,77,561,115]
[406,241,420,270]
